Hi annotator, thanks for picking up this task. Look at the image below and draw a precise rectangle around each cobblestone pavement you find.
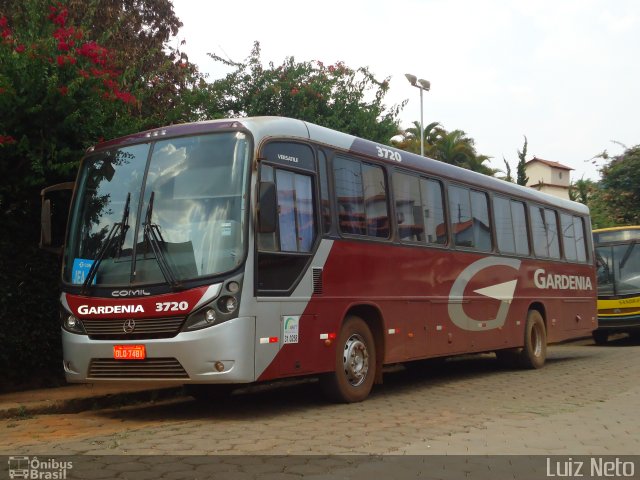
[2,337,639,458]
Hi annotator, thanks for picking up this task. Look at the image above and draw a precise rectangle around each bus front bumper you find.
[61,316,256,384]
[596,313,640,332]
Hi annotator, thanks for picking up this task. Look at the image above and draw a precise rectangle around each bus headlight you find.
[60,309,85,334]
[182,276,243,332]
[219,296,238,314]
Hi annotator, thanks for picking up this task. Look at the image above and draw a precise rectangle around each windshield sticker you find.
[283,316,300,344]
[72,258,95,285]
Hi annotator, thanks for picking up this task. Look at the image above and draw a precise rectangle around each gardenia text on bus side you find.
[534,269,593,291]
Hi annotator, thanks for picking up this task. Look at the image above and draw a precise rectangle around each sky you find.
[171,0,639,181]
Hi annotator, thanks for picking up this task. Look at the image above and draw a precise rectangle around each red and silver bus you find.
[41,117,597,402]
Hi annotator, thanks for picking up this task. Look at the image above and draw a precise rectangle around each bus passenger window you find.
[561,213,578,261]
[511,200,530,255]
[449,185,491,251]
[422,179,447,245]
[574,217,587,262]
[471,191,491,251]
[393,173,424,241]
[531,206,560,258]
[493,197,529,255]
[493,196,516,253]
[561,214,588,262]
[334,156,389,238]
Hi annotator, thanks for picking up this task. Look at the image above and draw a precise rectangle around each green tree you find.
[599,145,640,225]
[502,157,514,182]
[0,0,207,390]
[203,41,403,144]
[402,120,443,156]
[0,1,141,211]
[516,135,529,186]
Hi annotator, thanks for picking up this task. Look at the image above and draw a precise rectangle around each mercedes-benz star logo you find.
[123,319,136,334]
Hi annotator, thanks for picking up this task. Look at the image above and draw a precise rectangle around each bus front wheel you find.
[321,315,376,403]
[520,310,547,369]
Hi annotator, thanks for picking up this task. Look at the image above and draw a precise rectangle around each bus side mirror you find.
[258,181,277,234]
[40,182,74,254]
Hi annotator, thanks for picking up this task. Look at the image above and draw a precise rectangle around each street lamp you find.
[405,73,431,157]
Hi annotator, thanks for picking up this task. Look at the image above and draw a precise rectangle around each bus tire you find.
[592,330,609,345]
[321,315,376,403]
[520,310,547,369]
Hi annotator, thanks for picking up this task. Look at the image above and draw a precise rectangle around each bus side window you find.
[531,205,560,259]
[574,216,587,262]
[494,196,516,254]
[511,200,530,255]
[393,172,424,242]
[493,197,530,256]
[560,213,578,261]
[422,178,447,245]
[449,185,491,251]
[334,156,389,239]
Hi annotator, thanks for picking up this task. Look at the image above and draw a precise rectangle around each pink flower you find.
[58,85,68,96]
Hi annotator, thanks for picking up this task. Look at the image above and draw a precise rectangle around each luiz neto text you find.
[546,457,635,477]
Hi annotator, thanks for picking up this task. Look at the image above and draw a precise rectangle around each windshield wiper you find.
[81,193,131,294]
[115,192,131,258]
[142,191,181,289]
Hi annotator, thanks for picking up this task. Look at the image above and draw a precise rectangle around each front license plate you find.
[113,344,146,360]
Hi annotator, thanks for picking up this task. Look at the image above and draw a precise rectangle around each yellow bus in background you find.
[593,226,640,344]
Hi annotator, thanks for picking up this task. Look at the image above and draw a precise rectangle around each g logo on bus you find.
[123,319,136,334]
[448,257,522,331]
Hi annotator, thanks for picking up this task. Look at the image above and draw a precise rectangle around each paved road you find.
[2,336,639,460]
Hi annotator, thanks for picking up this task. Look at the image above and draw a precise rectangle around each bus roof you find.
[90,116,590,216]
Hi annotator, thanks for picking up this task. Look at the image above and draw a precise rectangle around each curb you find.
[0,386,185,419]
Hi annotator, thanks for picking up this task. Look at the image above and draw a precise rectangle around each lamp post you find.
[405,73,431,157]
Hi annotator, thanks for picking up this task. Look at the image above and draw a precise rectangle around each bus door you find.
[256,141,323,376]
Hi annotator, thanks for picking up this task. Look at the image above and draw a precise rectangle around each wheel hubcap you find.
[343,333,369,387]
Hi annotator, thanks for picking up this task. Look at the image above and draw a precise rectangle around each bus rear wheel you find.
[520,310,547,369]
[321,315,376,403]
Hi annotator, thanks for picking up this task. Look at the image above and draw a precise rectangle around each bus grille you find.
[82,317,185,340]
[88,358,189,379]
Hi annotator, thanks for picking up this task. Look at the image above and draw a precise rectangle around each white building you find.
[525,157,573,200]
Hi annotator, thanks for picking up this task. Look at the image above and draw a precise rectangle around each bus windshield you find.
[596,242,640,296]
[63,132,250,287]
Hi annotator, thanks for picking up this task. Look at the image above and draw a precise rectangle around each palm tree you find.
[393,121,443,157]
[394,122,497,176]
[433,130,475,167]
